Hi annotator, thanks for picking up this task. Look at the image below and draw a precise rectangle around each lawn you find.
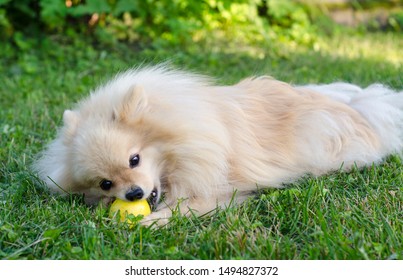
[0,32,402,260]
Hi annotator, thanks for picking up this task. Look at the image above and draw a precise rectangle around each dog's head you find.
[60,85,169,207]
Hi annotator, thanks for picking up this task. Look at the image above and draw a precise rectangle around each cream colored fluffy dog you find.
[34,66,403,225]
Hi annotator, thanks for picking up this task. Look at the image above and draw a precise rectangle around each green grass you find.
[0,32,402,260]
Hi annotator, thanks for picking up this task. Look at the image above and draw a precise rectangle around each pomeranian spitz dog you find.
[33,65,403,225]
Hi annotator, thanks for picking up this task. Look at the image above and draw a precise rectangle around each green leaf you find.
[40,0,68,28]
[113,0,139,16]
[43,228,63,241]
[71,246,83,254]
[0,0,11,6]
[69,0,112,16]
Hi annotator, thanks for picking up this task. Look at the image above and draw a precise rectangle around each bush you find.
[387,10,403,31]
[0,0,318,47]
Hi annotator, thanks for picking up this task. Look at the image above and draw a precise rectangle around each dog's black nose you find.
[125,187,144,201]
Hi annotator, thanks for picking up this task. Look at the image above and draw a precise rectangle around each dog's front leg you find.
[141,192,249,227]
[141,196,224,227]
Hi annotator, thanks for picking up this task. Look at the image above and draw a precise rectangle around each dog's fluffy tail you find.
[300,83,403,158]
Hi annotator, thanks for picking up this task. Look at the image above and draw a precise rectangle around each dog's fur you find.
[33,66,403,225]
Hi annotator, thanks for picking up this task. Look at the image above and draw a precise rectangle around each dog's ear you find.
[115,85,148,122]
[62,110,79,139]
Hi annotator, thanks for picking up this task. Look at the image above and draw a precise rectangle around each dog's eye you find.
[100,179,113,191]
[129,154,140,168]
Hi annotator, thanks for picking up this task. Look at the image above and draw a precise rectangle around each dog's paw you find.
[141,208,172,227]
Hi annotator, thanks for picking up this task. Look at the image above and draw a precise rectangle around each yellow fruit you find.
[109,199,151,222]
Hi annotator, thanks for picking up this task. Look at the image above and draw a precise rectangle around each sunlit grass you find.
[316,33,403,66]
